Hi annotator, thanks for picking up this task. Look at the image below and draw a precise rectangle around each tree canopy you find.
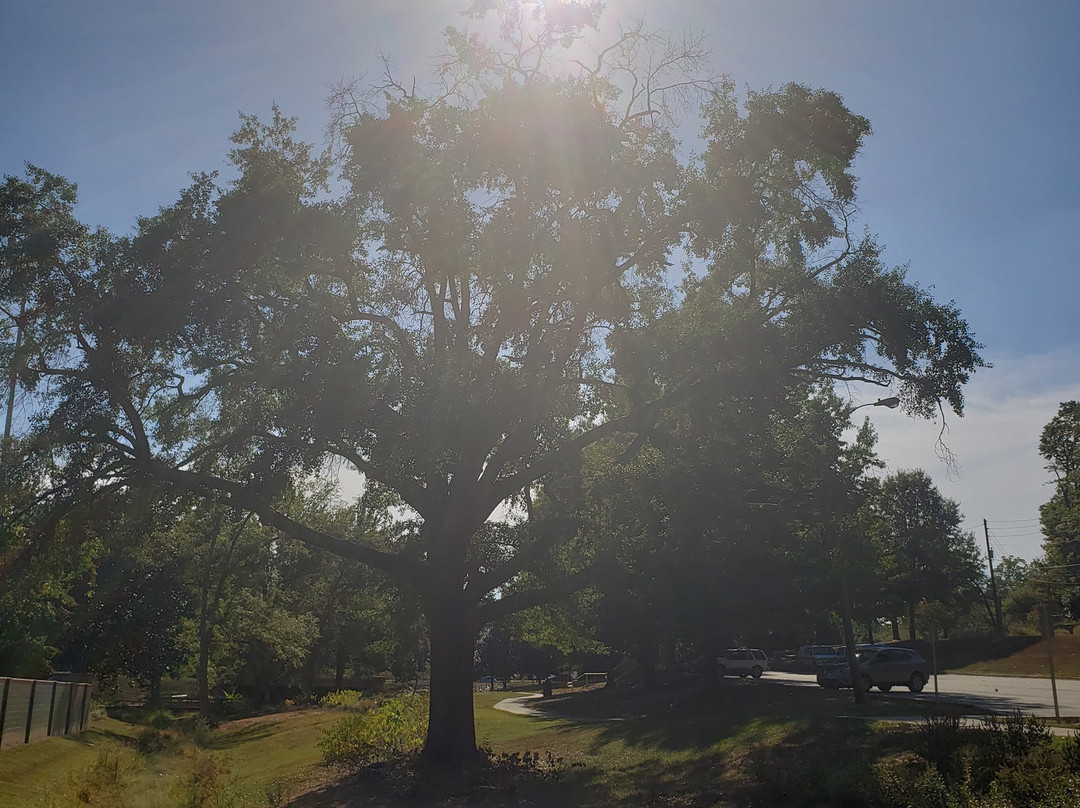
[1038,401,1080,615]
[1,1,985,768]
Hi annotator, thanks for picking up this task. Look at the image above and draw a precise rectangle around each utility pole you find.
[984,519,1003,637]
[1041,602,1061,720]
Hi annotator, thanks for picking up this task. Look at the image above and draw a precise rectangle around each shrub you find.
[318,693,428,765]
[991,746,1078,807]
[971,710,1053,792]
[134,725,171,754]
[176,715,215,748]
[68,742,139,807]
[1060,730,1080,774]
[916,708,971,784]
[145,708,174,729]
[219,690,247,717]
[746,740,877,806]
[875,752,970,808]
[320,689,367,709]
[173,752,240,808]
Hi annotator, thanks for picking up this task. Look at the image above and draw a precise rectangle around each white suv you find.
[718,648,769,678]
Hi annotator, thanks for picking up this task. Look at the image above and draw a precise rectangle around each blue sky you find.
[2,0,1078,559]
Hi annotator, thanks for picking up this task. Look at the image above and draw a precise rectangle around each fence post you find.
[24,680,37,745]
[79,684,90,731]
[0,678,9,749]
[64,683,76,734]
[46,681,58,737]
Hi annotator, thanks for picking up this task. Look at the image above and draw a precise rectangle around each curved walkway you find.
[492,693,545,717]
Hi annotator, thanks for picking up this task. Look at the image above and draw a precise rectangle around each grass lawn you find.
[0,681,933,808]
[1,676,1066,807]
[291,681,947,807]
[950,633,1080,678]
[0,708,341,808]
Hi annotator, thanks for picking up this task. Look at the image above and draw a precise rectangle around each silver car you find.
[816,646,928,693]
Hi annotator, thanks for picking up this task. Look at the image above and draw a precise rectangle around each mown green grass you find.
[0,709,340,808]
[0,681,1020,807]
[0,718,140,806]
[471,681,935,806]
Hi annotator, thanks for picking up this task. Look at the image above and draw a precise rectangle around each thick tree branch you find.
[145,460,419,581]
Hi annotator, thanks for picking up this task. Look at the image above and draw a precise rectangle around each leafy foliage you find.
[1039,402,1080,616]
[1,0,986,765]
[871,470,983,639]
[318,693,429,765]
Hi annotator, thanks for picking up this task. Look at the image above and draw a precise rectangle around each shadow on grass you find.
[287,759,600,808]
[213,719,285,748]
[67,726,137,746]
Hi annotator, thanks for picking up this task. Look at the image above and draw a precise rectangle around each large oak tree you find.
[2,2,984,768]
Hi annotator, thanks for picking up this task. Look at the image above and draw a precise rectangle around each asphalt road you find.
[763,670,1080,718]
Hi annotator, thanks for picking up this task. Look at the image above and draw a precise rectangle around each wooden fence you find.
[0,678,92,749]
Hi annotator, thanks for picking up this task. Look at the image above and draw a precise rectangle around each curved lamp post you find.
[840,394,899,702]
[850,396,900,413]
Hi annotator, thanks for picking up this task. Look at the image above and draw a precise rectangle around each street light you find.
[850,396,900,412]
[840,393,900,704]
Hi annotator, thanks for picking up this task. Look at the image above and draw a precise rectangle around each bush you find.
[145,708,174,729]
[318,693,428,765]
[876,752,971,808]
[320,689,367,709]
[172,752,240,808]
[176,715,215,748]
[133,725,171,754]
[746,740,877,806]
[1061,731,1080,774]
[68,742,140,807]
[916,708,971,784]
[971,710,1053,792]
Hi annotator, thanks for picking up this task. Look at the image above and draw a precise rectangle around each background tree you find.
[994,555,1043,630]
[1035,401,1080,617]
[872,470,983,640]
[1,1,985,769]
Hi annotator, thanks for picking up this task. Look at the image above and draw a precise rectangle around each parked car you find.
[796,644,844,671]
[816,646,929,692]
[718,648,769,678]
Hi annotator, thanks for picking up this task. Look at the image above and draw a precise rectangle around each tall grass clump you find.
[172,751,242,808]
[318,692,428,765]
[66,741,140,807]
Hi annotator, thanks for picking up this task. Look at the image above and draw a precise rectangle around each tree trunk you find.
[147,677,162,708]
[839,575,864,704]
[335,638,346,689]
[638,641,658,693]
[890,617,901,641]
[605,653,619,689]
[421,595,482,770]
[698,635,719,691]
[865,621,875,643]
[197,616,211,719]
[908,602,917,642]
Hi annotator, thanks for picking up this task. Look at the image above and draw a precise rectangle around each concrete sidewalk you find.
[493,693,545,717]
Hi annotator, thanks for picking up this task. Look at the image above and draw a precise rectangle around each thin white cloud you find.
[862,346,1080,561]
